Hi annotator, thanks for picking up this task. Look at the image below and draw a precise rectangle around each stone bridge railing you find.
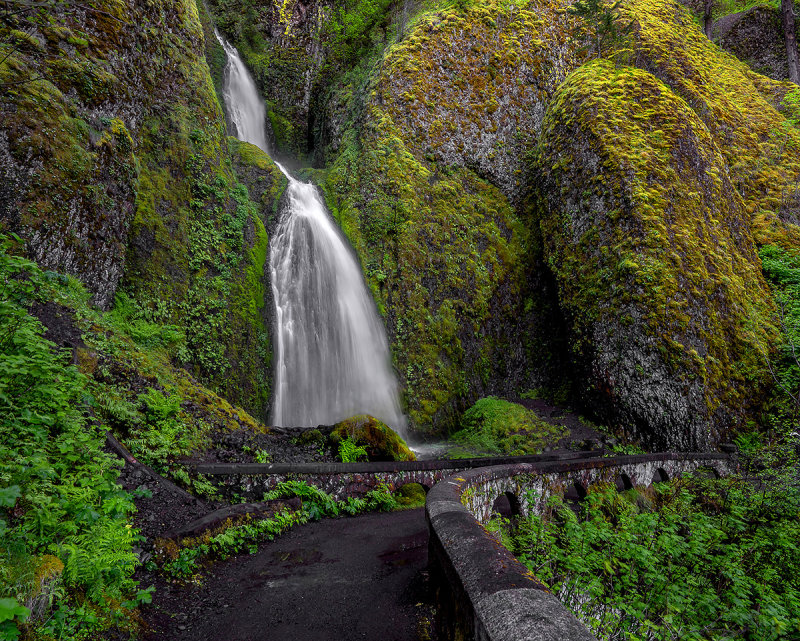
[426,452,736,641]
[190,450,605,501]
[192,451,736,641]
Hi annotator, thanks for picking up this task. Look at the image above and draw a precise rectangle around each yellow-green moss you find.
[449,396,566,456]
[332,415,416,461]
[536,59,776,448]
[323,107,533,432]
[618,0,800,247]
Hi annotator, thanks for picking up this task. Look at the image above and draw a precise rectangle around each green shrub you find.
[759,244,800,431]
[0,235,140,637]
[506,450,800,640]
[449,397,566,456]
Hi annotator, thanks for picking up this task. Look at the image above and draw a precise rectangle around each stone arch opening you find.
[615,473,634,492]
[693,466,721,480]
[565,481,587,501]
[652,468,670,484]
[563,480,587,505]
[491,492,521,520]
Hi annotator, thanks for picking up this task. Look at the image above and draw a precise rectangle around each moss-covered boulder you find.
[536,60,776,449]
[618,0,800,249]
[331,415,415,461]
[448,396,566,456]
[378,0,580,201]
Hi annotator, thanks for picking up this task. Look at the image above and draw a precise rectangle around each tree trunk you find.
[704,0,714,40]
[783,0,800,84]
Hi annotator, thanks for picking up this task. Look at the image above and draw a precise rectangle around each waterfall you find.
[214,31,407,435]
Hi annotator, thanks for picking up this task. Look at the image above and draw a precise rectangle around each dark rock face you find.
[713,7,796,81]
[207,0,328,160]
[536,60,776,450]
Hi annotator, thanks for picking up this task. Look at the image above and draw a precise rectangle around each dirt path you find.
[142,508,435,641]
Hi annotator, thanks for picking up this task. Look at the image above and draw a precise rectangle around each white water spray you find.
[215,31,406,434]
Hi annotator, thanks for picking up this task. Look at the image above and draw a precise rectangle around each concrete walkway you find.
[143,508,433,641]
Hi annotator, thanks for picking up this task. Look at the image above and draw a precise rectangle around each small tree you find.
[567,0,633,61]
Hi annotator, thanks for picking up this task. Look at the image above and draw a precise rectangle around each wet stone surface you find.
[141,509,437,641]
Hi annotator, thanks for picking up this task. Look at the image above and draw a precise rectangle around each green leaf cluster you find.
[338,437,369,463]
[263,480,399,520]
[0,236,140,637]
[506,453,800,640]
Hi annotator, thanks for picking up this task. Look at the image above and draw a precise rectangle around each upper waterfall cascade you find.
[215,31,406,434]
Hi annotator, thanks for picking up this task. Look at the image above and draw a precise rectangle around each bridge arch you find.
[615,473,634,491]
[652,467,670,484]
[394,480,431,493]
[564,480,588,502]
[490,491,521,519]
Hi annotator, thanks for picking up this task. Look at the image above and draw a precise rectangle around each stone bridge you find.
[426,452,736,641]
[192,451,737,641]
[190,450,606,501]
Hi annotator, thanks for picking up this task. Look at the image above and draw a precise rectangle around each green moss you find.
[322,107,536,433]
[618,0,800,248]
[331,415,416,461]
[536,59,776,447]
[393,483,427,508]
[448,396,566,456]
[1,0,285,419]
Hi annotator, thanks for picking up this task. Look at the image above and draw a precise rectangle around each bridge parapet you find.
[459,453,736,523]
[189,450,604,501]
[426,452,736,641]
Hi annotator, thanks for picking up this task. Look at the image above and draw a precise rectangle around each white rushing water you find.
[215,31,407,435]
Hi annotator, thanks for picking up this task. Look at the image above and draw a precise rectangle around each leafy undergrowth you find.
[759,244,800,428]
[0,233,274,638]
[496,446,800,640]
[156,481,399,581]
[0,237,146,640]
[448,397,567,457]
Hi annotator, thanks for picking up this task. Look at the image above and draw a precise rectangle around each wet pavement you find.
[143,508,434,641]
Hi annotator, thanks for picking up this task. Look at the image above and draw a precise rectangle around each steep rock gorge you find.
[207,0,800,447]
[3,0,800,447]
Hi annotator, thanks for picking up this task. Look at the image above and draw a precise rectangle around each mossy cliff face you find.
[207,0,330,159]
[324,113,551,432]
[0,0,286,418]
[536,60,776,449]
[318,0,588,433]
[379,0,579,201]
[0,3,139,309]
